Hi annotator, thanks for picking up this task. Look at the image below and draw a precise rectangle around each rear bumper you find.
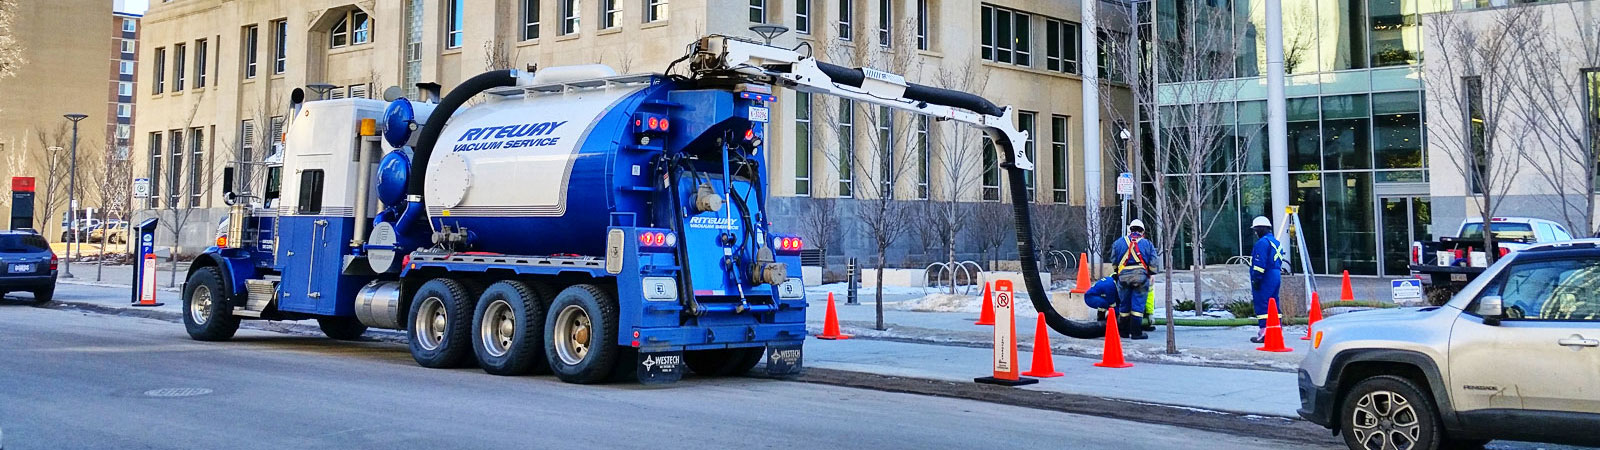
[1298,369,1337,428]
[0,274,56,290]
[632,322,808,351]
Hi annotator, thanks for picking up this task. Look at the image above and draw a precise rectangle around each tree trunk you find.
[1192,213,1204,316]
[96,208,106,282]
[948,227,957,295]
[1480,195,1497,265]
[875,248,887,331]
[168,226,180,288]
[1163,254,1177,354]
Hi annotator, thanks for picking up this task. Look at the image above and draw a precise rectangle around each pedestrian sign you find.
[1392,278,1423,302]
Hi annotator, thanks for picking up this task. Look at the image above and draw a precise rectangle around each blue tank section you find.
[375,149,410,208]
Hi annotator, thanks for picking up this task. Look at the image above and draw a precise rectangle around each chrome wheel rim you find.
[1350,390,1422,450]
[479,299,515,358]
[553,305,591,366]
[414,296,447,351]
[189,285,212,325]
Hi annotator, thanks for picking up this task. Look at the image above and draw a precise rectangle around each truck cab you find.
[1409,217,1576,303]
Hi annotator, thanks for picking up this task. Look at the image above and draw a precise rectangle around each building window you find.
[195,39,208,88]
[916,115,929,199]
[523,0,541,39]
[153,47,165,93]
[601,0,620,29]
[1020,111,1035,200]
[561,0,580,35]
[272,19,288,74]
[1464,76,1485,195]
[877,106,894,194]
[980,4,1030,67]
[795,0,810,33]
[347,84,369,99]
[1051,115,1068,202]
[916,0,929,50]
[644,0,667,22]
[878,0,891,46]
[839,0,853,41]
[331,9,372,47]
[243,25,259,78]
[173,43,186,91]
[1045,18,1078,74]
[446,0,464,47]
[795,92,812,196]
[167,129,182,208]
[240,120,256,164]
[838,99,854,198]
[149,132,162,208]
[749,0,765,23]
[122,18,136,32]
[117,104,132,118]
[981,137,998,201]
[121,39,135,54]
[189,128,205,207]
[118,81,133,97]
[119,60,135,76]
[116,124,131,140]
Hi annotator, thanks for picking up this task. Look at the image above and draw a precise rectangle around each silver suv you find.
[1299,240,1600,449]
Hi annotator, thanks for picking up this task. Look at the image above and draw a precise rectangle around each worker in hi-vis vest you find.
[1110,219,1157,340]
[1248,216,1284,344]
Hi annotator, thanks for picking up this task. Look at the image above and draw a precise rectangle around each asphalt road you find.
[0,303,1315,450]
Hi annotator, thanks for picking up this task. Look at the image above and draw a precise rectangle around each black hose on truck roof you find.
[408,69,523,197]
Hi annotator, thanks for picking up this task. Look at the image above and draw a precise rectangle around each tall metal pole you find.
[1082,0,1101,269]
[1265,0,1289,230]
[64,113,87,279]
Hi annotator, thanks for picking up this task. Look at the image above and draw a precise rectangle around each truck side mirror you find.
[1476,295,1504,325]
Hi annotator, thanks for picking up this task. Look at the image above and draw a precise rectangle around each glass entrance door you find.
[1379,196,1432,276]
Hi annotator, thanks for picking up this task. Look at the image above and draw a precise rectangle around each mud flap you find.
[637,350,685,385]
[765,342,803,377]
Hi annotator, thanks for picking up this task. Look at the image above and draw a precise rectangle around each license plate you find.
[10,264,32,273]
[1450,273,1468,282]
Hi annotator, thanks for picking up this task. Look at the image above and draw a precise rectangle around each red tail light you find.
[50,253,58,271]
[1499,247,1510,258]
[1411,245,1420,264]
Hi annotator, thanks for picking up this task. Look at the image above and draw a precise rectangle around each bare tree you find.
[159,91,210,287]
[1508,4,1600,236]
[797,196,839,274]
[1101,2,1249,354]
[926,60,990,292]
[94,147,133,281]
[813,19,927,330]
[971,200,1014,269]
[34,124,72,240]
[1424,8,1537,264]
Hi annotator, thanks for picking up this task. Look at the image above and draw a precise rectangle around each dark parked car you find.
[0,231,57,303]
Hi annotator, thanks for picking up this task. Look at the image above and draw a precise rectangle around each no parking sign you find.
[975,280,1037,386]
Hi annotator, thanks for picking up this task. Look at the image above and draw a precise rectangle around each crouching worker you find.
[1082,276,1118,313]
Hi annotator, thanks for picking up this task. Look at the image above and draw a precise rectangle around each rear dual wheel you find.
[471,280,553,376]
[544,284,620,384]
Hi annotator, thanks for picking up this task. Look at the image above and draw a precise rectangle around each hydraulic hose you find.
[1002,148,1106,339]
[813,62,1004,117]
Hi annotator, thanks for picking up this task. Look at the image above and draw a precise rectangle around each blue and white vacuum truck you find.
[182,35,1101,384]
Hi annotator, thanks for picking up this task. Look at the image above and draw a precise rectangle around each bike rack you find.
[924,261,984,295]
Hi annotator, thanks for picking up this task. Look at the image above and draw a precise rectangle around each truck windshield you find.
[1460,223,1535,242]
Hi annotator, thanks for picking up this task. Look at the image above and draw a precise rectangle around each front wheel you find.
[183,267,240,341]
[1340,375,1441,450]
[544,284,619,384]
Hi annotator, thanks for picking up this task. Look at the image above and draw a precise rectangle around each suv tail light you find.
[1411,243,1421,265]
[49,252,58,271]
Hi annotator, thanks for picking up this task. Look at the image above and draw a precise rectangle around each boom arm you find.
[690,36,1103,339]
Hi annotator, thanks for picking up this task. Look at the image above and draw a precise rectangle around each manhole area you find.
[142,387,214,398]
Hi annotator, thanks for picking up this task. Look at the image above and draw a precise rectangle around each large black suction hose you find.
[408,69,522,197]
[812,60,1104,338]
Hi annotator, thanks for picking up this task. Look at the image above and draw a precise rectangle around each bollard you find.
[846,257,859,305]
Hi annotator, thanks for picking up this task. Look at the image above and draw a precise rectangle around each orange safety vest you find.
[1118,236,1150,273]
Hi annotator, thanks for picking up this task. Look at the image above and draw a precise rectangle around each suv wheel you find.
[1340,375,1441,450]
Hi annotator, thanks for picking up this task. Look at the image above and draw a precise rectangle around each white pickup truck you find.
[1409,217,1575,302]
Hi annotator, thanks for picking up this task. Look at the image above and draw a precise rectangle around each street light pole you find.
[63,113,87,279]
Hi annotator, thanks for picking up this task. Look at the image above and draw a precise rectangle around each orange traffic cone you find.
[816,292,851,340]
[1094,308,1133,368]
[1302,293,1323,341]
[1340,270,1354,301]
[1256,298,1292,352]
[1021,313,1064,377]
[1071,253,1091,293]
[975,282,995,326]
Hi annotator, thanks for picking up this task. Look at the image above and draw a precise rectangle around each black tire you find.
[471,280,552,376]
[317,316,368,340]
[407,278,477,368]
[182,267,241,341]
[684,348,764,376]
[31,287,53,304]
[1340,375,1441,450]
[544,284,619,384]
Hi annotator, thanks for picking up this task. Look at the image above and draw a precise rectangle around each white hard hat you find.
[1252,216,1271,228]
[1128,219,1146,231]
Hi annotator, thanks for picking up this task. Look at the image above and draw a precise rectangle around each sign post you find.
[1117,172,1133,239]
[9,177,33,230]
[131,218,163,307]
[975,280,1037,386]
